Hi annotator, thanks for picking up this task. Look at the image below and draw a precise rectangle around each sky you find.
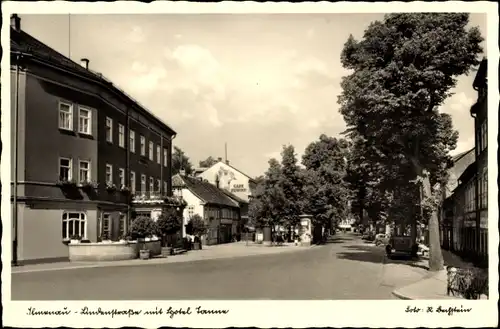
[16,13,487,178]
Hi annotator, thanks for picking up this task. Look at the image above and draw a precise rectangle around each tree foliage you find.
[302,134,350,228]
[172,146,193,175]
[338,13,483,271]
[156,208,182,236]
[186,214,208,237]
[199,156,219,168]
[279,145,304,229]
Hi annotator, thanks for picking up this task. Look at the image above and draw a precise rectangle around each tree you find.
[172,146,193,175]
[338,13,483,271]
[199,156,219,168]
[302,135,350,230]
[156,208,182,246]
[279,145,303,230]
[249,158,286,232]
[186,214,208,237]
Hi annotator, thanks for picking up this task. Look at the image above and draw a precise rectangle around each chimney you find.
[218,157,222,162]
[226,160,230,165]
[80,58,90,70]
[11,14,21,32]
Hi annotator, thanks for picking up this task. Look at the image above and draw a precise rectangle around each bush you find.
[156,208,182,236]
[129,216,157,240]
[447,267,489,299]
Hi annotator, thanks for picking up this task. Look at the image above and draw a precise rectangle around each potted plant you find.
[119,185,131,195]
[81,180,99,192]
[56,178,77,188]
[156,208,182,257]
[69,235,82,244]
[106,182,117,193]
[294,235,301,246]
[129,215,157,260]
[187,214,208,250]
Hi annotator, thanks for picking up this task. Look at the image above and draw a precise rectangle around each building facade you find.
[196,159,257,203]
[172,174,241,245]
[439,58,488,266]
[10,15,178,265]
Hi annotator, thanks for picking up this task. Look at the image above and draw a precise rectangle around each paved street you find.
[12,234,426,300]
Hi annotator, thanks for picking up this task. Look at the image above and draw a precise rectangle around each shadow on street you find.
[336,243,430,271]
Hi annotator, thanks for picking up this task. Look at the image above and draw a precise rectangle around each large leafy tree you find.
[249,158,286,231]
[199,156,219,168]
[339,13,483,271]
[302,134,350,230]
[172,146,193,175]
[279,145,304,229]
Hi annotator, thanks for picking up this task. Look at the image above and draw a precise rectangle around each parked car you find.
[362,231,375,241]
[385,235,418,259]
[374,233,390,246]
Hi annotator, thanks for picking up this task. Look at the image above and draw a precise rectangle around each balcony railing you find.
[132,191,186,206]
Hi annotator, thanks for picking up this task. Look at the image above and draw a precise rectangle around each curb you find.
[392,289,413,300]
[12,244,314,274]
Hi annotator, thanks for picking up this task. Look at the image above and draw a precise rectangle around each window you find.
[149,141,154,161]
[157,179,161,192]
[482,120,488,151]
[62,212,86,239]
[101,213,110,237]
[157,145,161,164]
[119,213,126,237]
[119,168,125,188]
[130,171,136,193]
[118,124,125,148]
[482,170,488,208]
[59,102,73,130]
[140,135,146,156]
[106,117,113,143]
[163,148,168,167]
[188,205,194,218]
[149,177,154,192]
[106,164,113,184]
[59,157,72,181]
[164,181,168,194]
[79,160,90,183]
[130,130,136,153]
[78,107,92,135]
[141,174,146,192]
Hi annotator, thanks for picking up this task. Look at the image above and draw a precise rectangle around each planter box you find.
[68,240,161,262]
[193,242,201,250]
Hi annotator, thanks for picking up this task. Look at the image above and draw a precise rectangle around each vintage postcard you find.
[1,1,498,328]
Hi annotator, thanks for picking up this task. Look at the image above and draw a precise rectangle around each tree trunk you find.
[422,175,444,271]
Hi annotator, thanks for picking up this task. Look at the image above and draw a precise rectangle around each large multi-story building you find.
[439,58,488,266]
[470,58,488,263]
[10,15,179,265]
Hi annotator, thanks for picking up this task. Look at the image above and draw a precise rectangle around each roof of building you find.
[171,174,239,208]
[457,161,477,186]
[452,148,474,163]
[10,21,176,136]
[220,188,249,205]
[473,58,488,90]
[200,160,256,183]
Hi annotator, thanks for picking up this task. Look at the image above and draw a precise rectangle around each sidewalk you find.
[12,241,315,274]
[391,249,486,300]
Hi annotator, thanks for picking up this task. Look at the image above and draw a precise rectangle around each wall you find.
[10,70,27,190]
[177,188,204,237]
[18,203,98,264]
[198,162,252,202]
[23,73,98,200]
